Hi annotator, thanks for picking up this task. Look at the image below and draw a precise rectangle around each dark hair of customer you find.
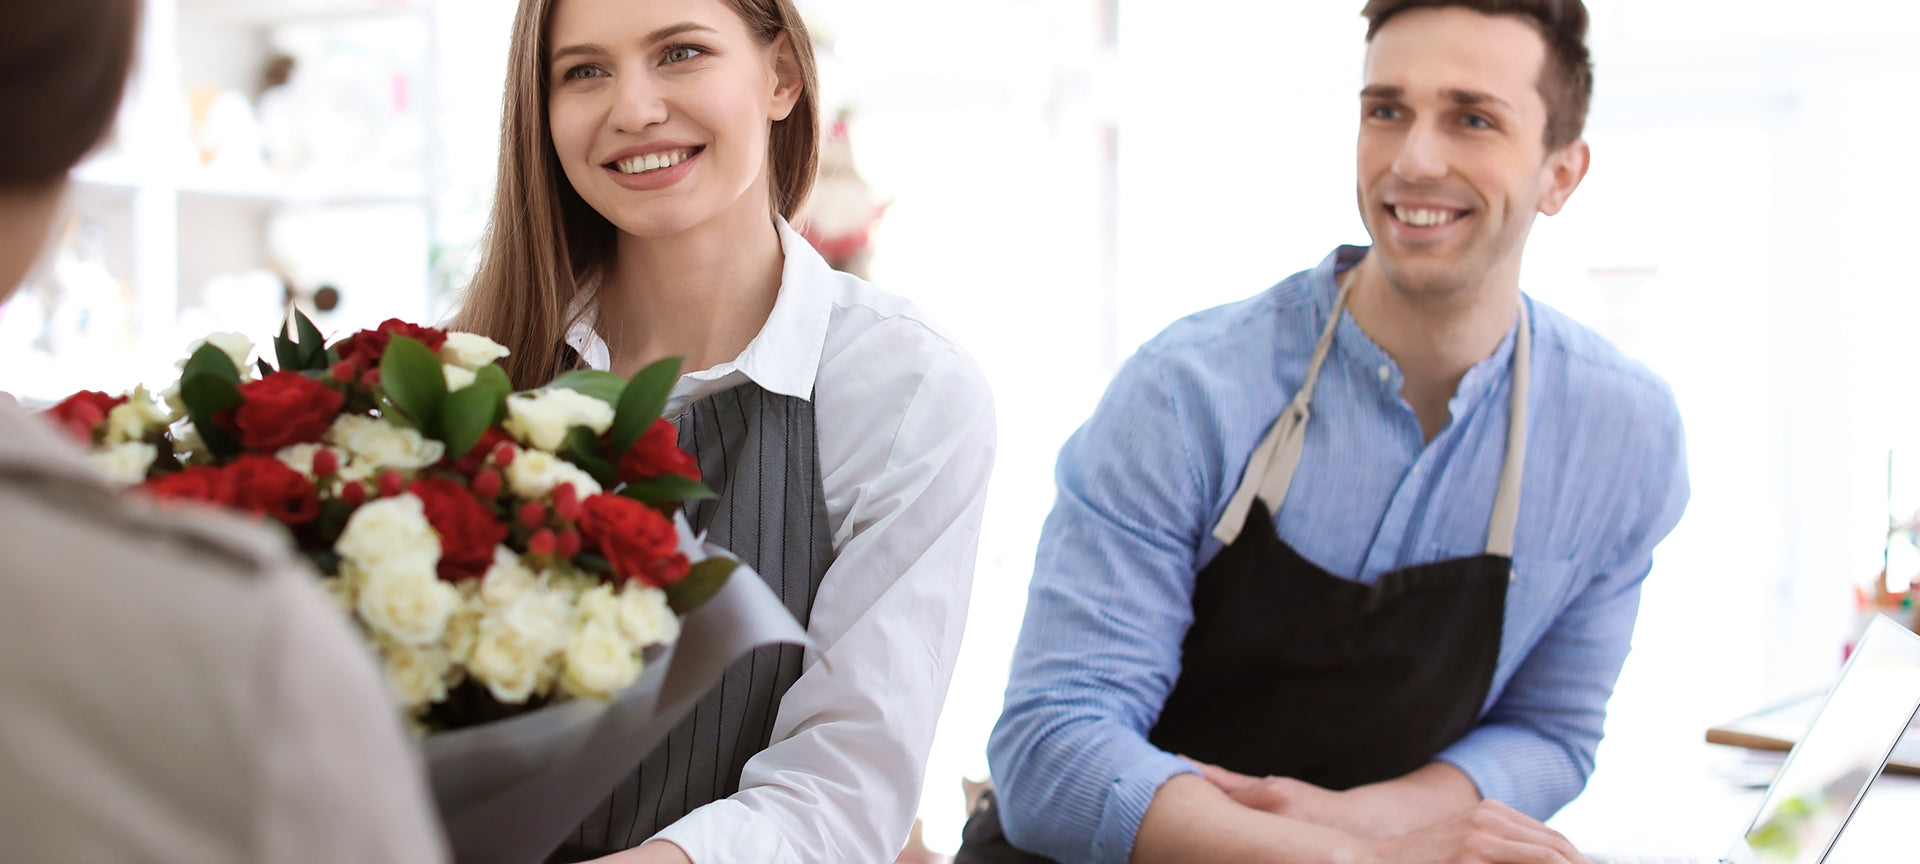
[0,1,142,189]
[1360,0,1593,148]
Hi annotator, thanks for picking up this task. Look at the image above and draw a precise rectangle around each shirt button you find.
[1377,365,1391,382]
[1509,568,1518,583]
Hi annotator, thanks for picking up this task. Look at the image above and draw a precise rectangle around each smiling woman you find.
[448,1,997,864]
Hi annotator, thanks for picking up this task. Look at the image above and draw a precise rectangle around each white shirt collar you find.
[563,216,834,404]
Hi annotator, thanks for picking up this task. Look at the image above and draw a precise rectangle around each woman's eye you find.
[563,64,607,81]
[663,45,705,64]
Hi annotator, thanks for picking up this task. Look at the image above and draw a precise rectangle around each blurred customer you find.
[0,3,448,862]
[969,1,1689,862]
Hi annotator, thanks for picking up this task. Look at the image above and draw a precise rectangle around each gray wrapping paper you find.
[421,551,812,864]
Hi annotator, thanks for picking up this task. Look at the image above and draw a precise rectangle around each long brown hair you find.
[1361,0,1592,149]
[0,0,141,189]
[452,0,821,389]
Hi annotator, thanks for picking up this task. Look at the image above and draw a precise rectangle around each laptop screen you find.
[1738,616,1920,864]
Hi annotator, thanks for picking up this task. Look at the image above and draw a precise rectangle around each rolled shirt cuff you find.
[648,798,791,864]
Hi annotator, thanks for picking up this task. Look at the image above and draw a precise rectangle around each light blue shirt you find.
[988,246,1690,864]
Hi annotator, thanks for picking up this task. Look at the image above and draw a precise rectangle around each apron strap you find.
[1483,301,1528,558]
[1212,271,1355,545]
[1211,275,1532,558]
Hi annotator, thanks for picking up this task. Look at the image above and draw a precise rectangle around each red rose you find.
[616,418,700,484]
[336,319,449,374]
[577,493,689,587]
[44,391,126,444]
[409,476,507,581]
[232,372,343,452]
[142,465,237,508]
[446,426,514,475]
[226,455,322,525]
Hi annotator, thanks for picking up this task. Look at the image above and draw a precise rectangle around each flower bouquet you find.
[43,313,809,864]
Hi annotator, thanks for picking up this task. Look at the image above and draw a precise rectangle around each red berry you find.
[517,499,546,528]
[311,448,340,477]
[329,361,355,382]
[359,368,382,389]
[491,443,516,468]
[471,469,502,499]
[340,481,368,507]
[377,471,404,498]
[556,527,582,559]
[552,483,580,521]
[528,528,556,557]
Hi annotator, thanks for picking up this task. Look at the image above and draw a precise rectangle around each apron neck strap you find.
[1211,271,1531,559]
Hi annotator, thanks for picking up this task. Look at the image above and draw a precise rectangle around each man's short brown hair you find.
[1361,0,1593,149]
[0,1,141,189]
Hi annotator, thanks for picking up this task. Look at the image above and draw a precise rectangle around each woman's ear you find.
[767,32,803,122]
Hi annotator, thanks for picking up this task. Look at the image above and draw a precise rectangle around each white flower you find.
[382,639,456,711]
[468,588,571,704]
[442,363,477,392]
[181,332,255,376]
[444,602,483,663]
[88,442,157,486]
[617,583,680,648]
[336,494,440,572]
[503,389,614,453]
[160,385,187,422]
[503,448,603,501]
[440,332,511,370]
[171,422,205,458]
[104,387,171,444]
[274,442,354,478]
[479,546,542,608]
[354,559,460,646]
[326,414,445,473]
[561,618,642,699]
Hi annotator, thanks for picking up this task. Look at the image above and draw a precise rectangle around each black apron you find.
[958,273,1531,862]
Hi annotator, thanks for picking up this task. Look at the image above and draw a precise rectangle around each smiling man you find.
[962,2,1690,863]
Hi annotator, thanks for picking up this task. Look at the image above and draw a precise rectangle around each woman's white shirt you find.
[565,218,996,864]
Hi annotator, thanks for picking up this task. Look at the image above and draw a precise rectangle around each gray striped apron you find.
[550,382,833,860]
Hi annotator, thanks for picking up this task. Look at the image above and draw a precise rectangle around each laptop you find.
[1591,615,1920,864]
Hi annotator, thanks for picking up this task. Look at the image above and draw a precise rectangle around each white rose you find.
[383,639,456,711]
[355,560,460,646]
[443,363,477,393]
[617,583,680,648]
[503,448,603,501]
[575,584,622,626]
[160,385,187,422]
[479,547,542,609]
[468,624,550,704]
[561,618,642,699]
[444,603,483,663]
[87,442,157,486]
[440,332,511,370]
[181,332,255,376]
[503,389,614,452]
[494,587,574,654]
[105,387,171,444]
[171,421,205,458]
[326,414,445,472]
[336,494,440,572]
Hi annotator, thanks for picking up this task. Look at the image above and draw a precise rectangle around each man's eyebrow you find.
[1360,84,1402,100]
[1441,88,1516,112]
[549,23,720,65]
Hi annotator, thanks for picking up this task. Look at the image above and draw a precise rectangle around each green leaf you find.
[562,426,619,488]
[667,557,738,615]
[619,474,717,504]
[181,343,241,386]
[254,358,276,379]
[380,335,448,437]
[548,370,626,407]
[179,373,242,458]
[574,552,614,577]
[610,356,681,456]
[294,309,328,369]
[440,365,511,461]
[274,332,300,372]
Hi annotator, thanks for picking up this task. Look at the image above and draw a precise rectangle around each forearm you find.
[597,841,693,864]
[1133,775,1365,864]
[1341,762,1482,837]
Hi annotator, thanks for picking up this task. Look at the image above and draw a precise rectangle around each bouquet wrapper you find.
[422,554,811,864]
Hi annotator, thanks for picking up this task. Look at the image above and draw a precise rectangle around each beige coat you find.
[0,398,446,863]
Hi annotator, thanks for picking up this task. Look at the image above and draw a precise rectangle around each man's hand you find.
[1188,758,1485,839]
[1362,800,1590,864]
